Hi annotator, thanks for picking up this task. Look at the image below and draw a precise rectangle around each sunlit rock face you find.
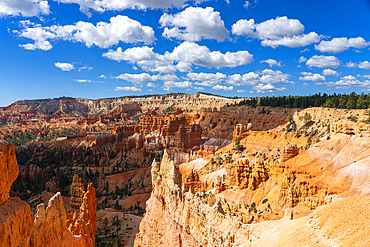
[0,144,97,247]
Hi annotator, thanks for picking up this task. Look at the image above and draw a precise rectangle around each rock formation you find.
[232,124,248,142]
[226,159,268,190]
[70,174,85,209]
[183,169,204,194]
[0,144,97,247]
[0,144,18,204]
[281,145,299,162]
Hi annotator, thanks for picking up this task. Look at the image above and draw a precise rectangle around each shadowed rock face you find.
[70,174,85,209]
[0,144,97,247]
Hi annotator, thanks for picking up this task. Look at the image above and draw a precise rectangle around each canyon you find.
[1,93,370,246]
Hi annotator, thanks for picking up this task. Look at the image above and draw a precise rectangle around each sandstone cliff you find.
[0,144,97,247]
[135,149,370,247]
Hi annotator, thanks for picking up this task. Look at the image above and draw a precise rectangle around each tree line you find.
[236,92,370,109]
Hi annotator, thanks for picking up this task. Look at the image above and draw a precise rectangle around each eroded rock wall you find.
[0,144,97,247]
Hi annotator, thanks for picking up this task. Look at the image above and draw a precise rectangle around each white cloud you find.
[194,86,204,91]
[237,89,247,93]
[159,7,229,42]
[252,83,286,93]
[260,32,321,48]
[299,72,325,82]
[358,61,370,70]
[212,85,233,91]
[169,42,253,68]
[302,83,310,87]
[74,79,105,83]
[322,69,339,76]
[187,72,226,86]
[163,81,192,91]
[0,0,50,17]
[16,15,155,50]
[323,75,370,88]
[103,46,175,74]
[300,48,309,53]
[243,1,251,9]
[257,16,304,39]
[226,72,260,86]
[306,55,341,69]
[115,73,178,86]
[358,75,370,79]
[103,42,253,72]
[55,62,74,71]
[231,19,255,36]
[345,62,357,68]
[315,37,369,53]
[74,79,92,82]
[232,16,321,48]
[146,82,157,88]
[259,69,292,84]
[226,69,291,86]
[260,59,282,67]
[100,74,107,79]
[299,56,307,63]
[78,65,93,72]
[114,86,142,92]
[53,0,204,17]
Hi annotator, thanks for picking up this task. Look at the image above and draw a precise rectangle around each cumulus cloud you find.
[260,59,282,67]
[322,69,339,76]
[323,75,370,88]
[226,72,260,86]
[114,86,142,92]
[53,0,204,16]
[252,83,286,93]
[115,73,178,86]
[315,37,369,53]
[345,62,357,68]
[231,16,322,48]
[159,7,229,42]
[146,82,157,88]
[162,81,192,91]
[358,61,370,70]
[259,69,292,84]
[0,0,50,17]
[226,69,291,86]
[306,55,341,69]
[260,32,321,48]
[16,15,155,50]
[299,72,325,82]
[103,42,253,73]
[299,56,307,63]
[187,72,226,87]
[55,62,74,71]
[212,85,233,91]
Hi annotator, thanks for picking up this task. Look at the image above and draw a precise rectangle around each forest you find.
[236,92,370,109]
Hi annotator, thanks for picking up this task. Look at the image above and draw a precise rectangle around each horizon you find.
[1,0,370,106]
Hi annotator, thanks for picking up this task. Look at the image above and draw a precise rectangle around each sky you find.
[1,0,370,106]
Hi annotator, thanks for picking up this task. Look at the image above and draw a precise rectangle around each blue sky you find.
[1,0,370,106]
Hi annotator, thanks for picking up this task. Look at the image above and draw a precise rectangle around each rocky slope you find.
[135,148,370,247]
